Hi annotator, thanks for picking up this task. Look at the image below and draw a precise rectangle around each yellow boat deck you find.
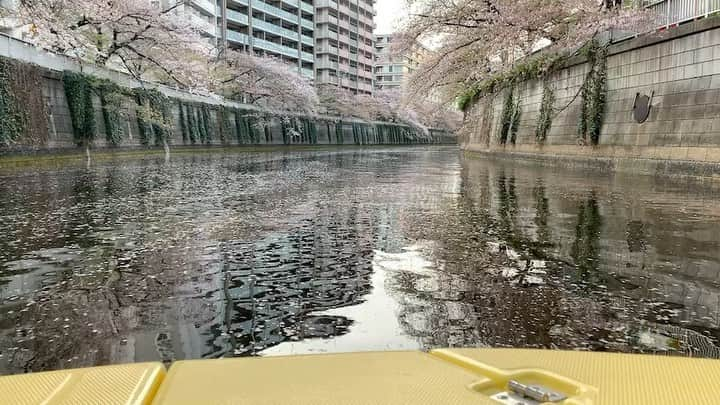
[1,349,718,404]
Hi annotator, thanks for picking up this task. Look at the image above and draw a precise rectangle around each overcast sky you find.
[374,0,408,35]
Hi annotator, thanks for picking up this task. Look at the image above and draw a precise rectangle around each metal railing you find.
[643,0,720,28]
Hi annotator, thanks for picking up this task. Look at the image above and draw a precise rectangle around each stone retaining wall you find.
[462,17,720,177]
[0,34,455,155]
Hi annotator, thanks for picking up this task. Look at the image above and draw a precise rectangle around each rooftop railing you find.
[642,0,720,28]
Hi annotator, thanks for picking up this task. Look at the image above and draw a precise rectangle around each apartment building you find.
[186,0,315,79]
[373,34,429,91]
[314,0,376,94]
[187,0,376,92]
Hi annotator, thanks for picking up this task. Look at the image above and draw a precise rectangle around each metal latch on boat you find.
[491,380,567,404]
[508,380,566,402]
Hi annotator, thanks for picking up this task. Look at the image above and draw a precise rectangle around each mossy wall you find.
[460,18,720,166]
[0,55,455,154]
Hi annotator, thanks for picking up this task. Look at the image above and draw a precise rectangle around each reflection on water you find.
[1,148,720,373]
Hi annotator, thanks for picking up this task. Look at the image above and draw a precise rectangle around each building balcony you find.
[315,13,338,25]
[316,44,340,54]
[253,19,299,42]
[315,0,339,9]
[230,0,313,30]
[317,75,339,85]
[227,9,249,25]
[227,29,249,45]
[192,0,216,16]
[302,68,315,78]
[282,0,314,14]
[254,37,301,59]
[358,82,373,92]
[316,60,339,70]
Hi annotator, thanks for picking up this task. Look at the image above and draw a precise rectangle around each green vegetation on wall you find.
[217,105,232,144]
[234,109,260,144]
[335,120,344,144]
[498,88,520,145]
[187,104,199,144]
[200,104,213,144]
[6,56,438,152]
[94,79,124,146]
[133,88,173,147]
[535,82,555,143]
[0,57,49,147]
[178,101,188,144]
[509,101,521,144]
[578,41,608,145]
[375,123,403,144]
[0,59,24,145]
[196,104,208,143]
[302,118,318,144]
[63,71,97,147]
[457,52,565,112]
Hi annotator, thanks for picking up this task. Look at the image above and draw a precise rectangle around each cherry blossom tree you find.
[8,0,211,87]
[317,86,458,136]
[211,50,319,116]
[398,0,655,103]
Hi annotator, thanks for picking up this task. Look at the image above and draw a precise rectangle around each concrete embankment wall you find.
[0,34,454,155]
[462,17,720,178]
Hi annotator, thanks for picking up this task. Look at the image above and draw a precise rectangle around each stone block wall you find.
[0,34,455,155]
[462,17,720,175]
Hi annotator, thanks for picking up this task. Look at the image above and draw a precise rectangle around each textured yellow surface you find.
[0,362,165,405]
[4,350,720,404]
[440,348,720,404]
[152,351,495,405]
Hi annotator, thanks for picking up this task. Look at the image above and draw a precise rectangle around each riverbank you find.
[461,17,720,178]
[0,144,442,168]
[0,33,455,155]
[464,146,720,180]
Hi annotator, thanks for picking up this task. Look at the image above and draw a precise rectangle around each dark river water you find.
[1,147,720,373]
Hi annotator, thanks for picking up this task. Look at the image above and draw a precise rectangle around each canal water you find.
[1,147,719,373]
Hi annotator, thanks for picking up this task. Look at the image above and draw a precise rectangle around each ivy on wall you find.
[133,88,173,147]
[335,120,344,144]
[0,57,49,147]
[264,122,272,143]
[63,71,97,147]
[509,101,521,144]
[217,105,232,144]
[234,109,259,144]
[498,88,521,145]
[535,82,555,143]
[578,40,608,145]
[200,104,213,144]
[457,52,566,112]
[187,104,199,144]
[94,79,124,146]
[0,58,27,145]
[5,58,438,152]
[178,101,188,144]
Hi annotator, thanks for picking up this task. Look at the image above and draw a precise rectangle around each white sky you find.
[374,0,409,35]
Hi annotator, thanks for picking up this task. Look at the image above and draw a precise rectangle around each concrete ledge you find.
[464,144,720,179]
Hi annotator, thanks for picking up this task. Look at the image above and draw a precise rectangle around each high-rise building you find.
[188,1,376,93]
[314,0,375,94]
[187,0,316,79]
[373,34,429,91]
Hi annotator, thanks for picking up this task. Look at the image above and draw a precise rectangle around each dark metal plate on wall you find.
[633,92,653,123]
